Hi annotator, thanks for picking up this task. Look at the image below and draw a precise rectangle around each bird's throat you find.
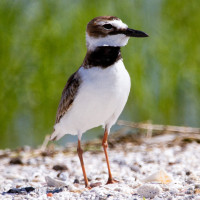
[83,46,122,68]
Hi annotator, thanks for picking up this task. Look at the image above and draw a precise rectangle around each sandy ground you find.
[0,133,200,200]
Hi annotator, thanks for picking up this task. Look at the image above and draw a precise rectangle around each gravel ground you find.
[0,133,200,200]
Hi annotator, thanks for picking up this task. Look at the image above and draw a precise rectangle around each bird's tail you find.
[50,129,59,141]
[50,129,64,141]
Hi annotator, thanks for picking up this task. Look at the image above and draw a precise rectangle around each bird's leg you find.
[77,139,90,188]
[102,128,118,184]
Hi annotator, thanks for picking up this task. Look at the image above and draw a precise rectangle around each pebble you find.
[90,182,102,188]
[47,188,63,194]
[167,197,174,200]
[137,184,162,198]
[0,140,200,199]
[186,171,191,176]
[53,164,68,171]
[130,165,140,172]
[45,176,67,187]
[57,172,68,181]
[195,184,200,189]
[169,188,179,195]
[195,188,200,194]
[73,178,80,184]
[9,157,23,165]
[4,186,35,194]
[47,193,53,197]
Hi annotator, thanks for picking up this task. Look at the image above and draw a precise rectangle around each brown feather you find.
[55,71,81,124]
[87,16,119,38]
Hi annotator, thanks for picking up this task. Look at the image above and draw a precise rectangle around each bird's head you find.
[86,16,148,51]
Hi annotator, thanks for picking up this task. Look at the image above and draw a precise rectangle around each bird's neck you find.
[83,46,122,69]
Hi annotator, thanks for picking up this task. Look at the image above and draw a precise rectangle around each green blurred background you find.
[0,0,200,148]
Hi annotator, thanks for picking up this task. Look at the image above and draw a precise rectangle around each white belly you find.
[54,59,131,139]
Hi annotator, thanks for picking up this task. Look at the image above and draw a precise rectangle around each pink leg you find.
[77,139,90,188]
[102,128,118,184]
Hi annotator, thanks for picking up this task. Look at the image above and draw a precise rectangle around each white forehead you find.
[97,19,128,29]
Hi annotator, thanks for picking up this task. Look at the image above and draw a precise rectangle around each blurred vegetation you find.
[0,0,199,148]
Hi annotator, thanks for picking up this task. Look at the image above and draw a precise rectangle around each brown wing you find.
[55,71,81,124]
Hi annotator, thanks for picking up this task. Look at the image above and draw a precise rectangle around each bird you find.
[50,16,148,188]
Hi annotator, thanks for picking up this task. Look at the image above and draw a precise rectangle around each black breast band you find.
[83,46,122,68]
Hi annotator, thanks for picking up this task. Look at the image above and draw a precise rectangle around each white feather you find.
[97,19,128,29]
[86,33,129,51]
[53,59,131,140]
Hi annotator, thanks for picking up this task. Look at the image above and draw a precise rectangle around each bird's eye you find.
[103,24,113,30]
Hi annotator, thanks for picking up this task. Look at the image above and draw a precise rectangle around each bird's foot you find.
[85,185,92,190]
[106,178,119,184]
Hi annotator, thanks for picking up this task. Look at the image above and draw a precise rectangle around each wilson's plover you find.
[50,16,148,188]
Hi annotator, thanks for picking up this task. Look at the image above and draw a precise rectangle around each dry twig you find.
[117,120,200,134]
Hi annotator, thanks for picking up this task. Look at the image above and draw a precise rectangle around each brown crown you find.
[87,16,120,37]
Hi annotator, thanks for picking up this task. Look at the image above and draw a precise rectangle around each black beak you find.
[125,28,148,37]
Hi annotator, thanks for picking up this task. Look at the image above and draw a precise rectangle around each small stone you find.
[73,179,80,184]
[113,159,126,166]
[68,184,81,192]
[185,189,193,194]
[9,157,23,165]
[6,187,35,194]
[57,172,68,181]
[6,188,25,194]
[24,187,35,193]
[53,164,68,171]
[130,165,140,172]
[195,188,200,194]
[45,176,67,187]
[137,184,162,198]
[87,176,92,181]
[4,173,22,179]
[186,171,191,176]
[195,184,200,189]
[169,188,179,195]
[90,182,102,188]
[41,149,55,157]
[154,197,164,200]
[186,180,194,184]
[184,196,194,200]
[167,197,174,200]
[168,162,176,165]
[47,193,53,197]
[47,188,63,194]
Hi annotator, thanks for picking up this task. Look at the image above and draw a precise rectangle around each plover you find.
[50,16,148,188]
